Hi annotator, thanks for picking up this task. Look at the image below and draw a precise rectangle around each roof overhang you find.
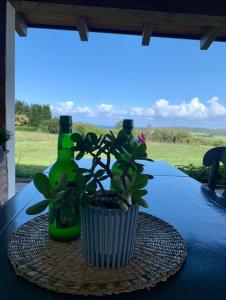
[10,0,226,49]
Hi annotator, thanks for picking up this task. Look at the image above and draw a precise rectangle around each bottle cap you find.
[60,115,72,127]
[123,119,134,129]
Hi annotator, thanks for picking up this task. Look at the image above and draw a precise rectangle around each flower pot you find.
[81,204,139,268]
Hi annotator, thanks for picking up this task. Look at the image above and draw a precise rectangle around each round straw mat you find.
[8,213,186,296]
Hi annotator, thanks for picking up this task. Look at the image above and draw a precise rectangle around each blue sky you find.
[16,28,226,128]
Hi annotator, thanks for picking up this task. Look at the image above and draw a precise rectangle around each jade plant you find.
[0,127,11,151]
[26,130,153,220]
[26,172,81,226]
[70,130,153,211]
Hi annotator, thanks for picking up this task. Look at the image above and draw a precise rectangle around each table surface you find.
[1,160,226,300]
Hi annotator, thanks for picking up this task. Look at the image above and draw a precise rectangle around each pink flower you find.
[138,131,146,144]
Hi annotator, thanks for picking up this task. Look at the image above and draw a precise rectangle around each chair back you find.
[203,146,226,190]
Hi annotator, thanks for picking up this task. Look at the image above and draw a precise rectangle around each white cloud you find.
[208,97,226,117]
[97,103,128,117]
[50,97,226,122]
[98,103,114,114]
[154,97,208,119]
[131,106,154,118]
[53,101,75,114]
[51,101,95,117]
[74,106,95,117]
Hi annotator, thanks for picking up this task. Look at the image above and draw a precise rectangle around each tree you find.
[47,118,59,133]
[115,120,123,129]
[29,104,43,127]
[42,105,52,121]
[15,100,30,118]
[15,114,29,126]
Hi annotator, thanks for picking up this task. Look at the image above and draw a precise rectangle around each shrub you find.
[151,128,192,144]
[39,118,59,134]
[177,164,226,186]
[73,122,109,136]
[15,114,29,126]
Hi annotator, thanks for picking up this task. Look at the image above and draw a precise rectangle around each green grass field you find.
[15,131,213,178]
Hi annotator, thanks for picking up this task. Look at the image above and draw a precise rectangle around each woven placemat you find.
[8,213,186,296]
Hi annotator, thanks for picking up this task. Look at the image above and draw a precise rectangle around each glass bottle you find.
[48,115,80,241]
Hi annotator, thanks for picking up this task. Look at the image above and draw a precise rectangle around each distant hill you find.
[154,127,226,136]
[98,125,226,136]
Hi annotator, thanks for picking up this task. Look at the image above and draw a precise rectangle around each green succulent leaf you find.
[95,169,105,178]
[76,150,85,160]
[99,175,109,181]
[131,189,148,200]
[136,143,147,157]
[55,172,68,192]
[136,157,153,162]
[124,176,131,190]
[86,132,98,145]
[71,133,83,143]
[111,175,125,192]
[145,174,154,179]
[84,174,92,182]
[121,192,132,206]
[120,147,132,160]
[86,180,97,193]
[119,200,129,212]
[33,173,52,197]
[133,197,149,208]
[26,200,49,215]
[51,190,66,203]
[132,174,149,190]
[106,134,114,142]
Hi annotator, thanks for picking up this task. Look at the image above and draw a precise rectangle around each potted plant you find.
[26,130,152,268]
[70,130,153,268]
[0,127,11,151]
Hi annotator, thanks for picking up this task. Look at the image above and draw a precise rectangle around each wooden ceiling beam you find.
[200,27,221,50]
[77,17,88,41]
[142,22,153,46]
[15,12,27,36]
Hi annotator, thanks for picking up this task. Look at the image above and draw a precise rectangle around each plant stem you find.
[90,152,113,178]
[92,174,106,195]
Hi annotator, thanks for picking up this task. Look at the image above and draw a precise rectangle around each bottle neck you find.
[123,127,133,136]
[57,130,74,161]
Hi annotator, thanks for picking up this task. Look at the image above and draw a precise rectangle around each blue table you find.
[1,160,226,300]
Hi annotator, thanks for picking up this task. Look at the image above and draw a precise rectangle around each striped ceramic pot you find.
[81,204,139,268]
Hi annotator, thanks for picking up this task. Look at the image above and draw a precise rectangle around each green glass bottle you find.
[48,115,80,241]
[111,119,135,178]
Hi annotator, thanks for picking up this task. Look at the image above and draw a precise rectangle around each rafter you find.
[77,17,88,41]
[200,27,220,50]
[15,12,27,36]
[142,22,153,46]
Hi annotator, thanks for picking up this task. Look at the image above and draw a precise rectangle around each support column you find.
[6,1,16,198]
[0,1,15,201]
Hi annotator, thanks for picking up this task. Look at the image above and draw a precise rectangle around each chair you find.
[0,146,3,163]
[203,147,226,190]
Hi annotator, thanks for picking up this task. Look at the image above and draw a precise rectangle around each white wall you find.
[6,1,15,198]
